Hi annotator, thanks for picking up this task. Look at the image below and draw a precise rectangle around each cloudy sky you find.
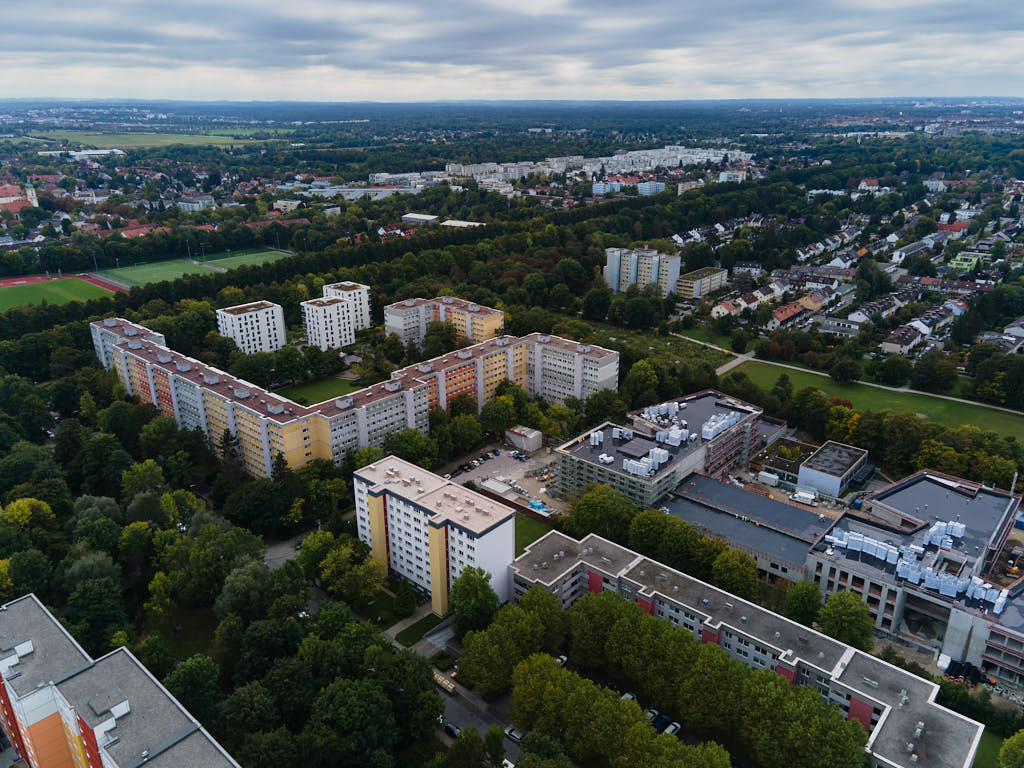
[4,0,1023,100]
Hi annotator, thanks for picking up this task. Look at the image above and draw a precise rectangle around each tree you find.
[382,428,437,469]
[820,590,874,651]
[730,329,749,353]
[65,577,127,655]
[451,413,484,455]
[784,581,823,626]
[911,351,958,393]
[582,287,612,321]
[219,681,278,751]
[352,445,387,469]
[484,724,506,767]
[569,484,636,542]
[9,548,52,596]
[423,321,460,359]
[64,552,121,593]
[121,459,166,502]
[144,571,174,626]
[215,558,269,620]
[301,678,397,768]
[2,497,55,531]
[448,725,486,768]
[519,585,569,653]
[450,565,500,637]
[999,730,1024,768]
[273,345,307,384]
[479,397,516,438]
[163,653,222,726]
[296,530,336,579]
[829,357,861,383]
[711,550,759,600]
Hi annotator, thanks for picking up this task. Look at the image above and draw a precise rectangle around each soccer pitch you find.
[100,250,291,286]
[0,278,114,312]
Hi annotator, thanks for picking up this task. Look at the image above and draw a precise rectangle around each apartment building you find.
[384,296,504,350]
[299,282,371,351]
[0,594,239,768]
[510,531,983,768]
[521,333,618,406]
[215,300,286,354]
[603,247,681,298]
[92,318,615,478]
[353,456,515,615]
[675,266,728,299]
[323,281,372,328]
[554,391,763,506]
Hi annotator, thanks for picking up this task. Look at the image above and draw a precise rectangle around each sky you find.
[4,0,1024,101]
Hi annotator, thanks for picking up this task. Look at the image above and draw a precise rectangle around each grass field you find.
[516,512,553,556]
[276,377,363,405]
[734,361,1024,438]
[588,322,732,371]
[973,730,1002,768]
[0,278,113,311]
[100,249,290,286]
[32,130,254,148]
[395,613,445,647]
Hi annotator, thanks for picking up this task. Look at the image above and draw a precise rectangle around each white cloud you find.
[1,0,1022,99]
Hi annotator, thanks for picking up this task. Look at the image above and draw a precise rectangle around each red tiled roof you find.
[938,222,970,232]
[0,198,31,213]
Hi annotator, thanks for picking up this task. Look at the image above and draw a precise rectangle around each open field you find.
[972,730,1001,768]
[515,512,553,556]
[734,361,1024,438]
[588,322,732,371]
[198,248,292,269]
[0,277,113,311]
[207,127,296,136]
[100,249,291,286]
[276,377,364,405]
[32,130,254,148]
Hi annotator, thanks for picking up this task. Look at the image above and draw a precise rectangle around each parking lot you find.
[439,443,566,514]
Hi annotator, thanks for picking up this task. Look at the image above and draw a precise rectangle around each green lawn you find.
[276,377,363,405]
[0,278,113,311]
[733,361,1024,438]
[99,249,291,286]
[588,323,731,371]
[32,130,254,147]
[973,730,1002,768]
[357,589,407,628]
[675,326,720,345]
[199,249,292,269]
[395,613,445,647]
[516,512,553,556]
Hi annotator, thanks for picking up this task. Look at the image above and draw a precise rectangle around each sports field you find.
[0,278,114,311]
[734,361,1024,438]
[32,131,254,148]
[100,249,291,286]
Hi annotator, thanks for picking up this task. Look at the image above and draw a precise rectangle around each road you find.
[264,530,308,571]
[442,693,523,763]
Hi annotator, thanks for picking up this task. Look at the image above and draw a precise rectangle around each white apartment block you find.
[322,281,371,329]
[301,282,371,351]
[353,456,515,615]
[521,333,619,405]
[215,301,286,354]
[384,296,504,350]
[603,247,681,298]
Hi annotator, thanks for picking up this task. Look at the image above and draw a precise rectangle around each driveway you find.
[441,690,523,763]
[264,530,308,571]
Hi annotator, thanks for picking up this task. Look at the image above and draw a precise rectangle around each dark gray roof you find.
[801,441,868,478]
[666,475,832,567]
[0,594,90,698]
[55,649,238,768]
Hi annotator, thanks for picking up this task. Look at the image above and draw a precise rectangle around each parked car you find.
[652,714,672,733]
[620,692,637,702]
[493,448,501,456]
[644,708,659,722]
[443,723,461,739]
[504,726,524,743]
[443,473,452,480]
[663,721,681,737]
[451,469,463,478]
[502,760,515,768]
[555,654,568,666]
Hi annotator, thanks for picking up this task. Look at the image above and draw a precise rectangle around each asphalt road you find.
[442,693,523,763]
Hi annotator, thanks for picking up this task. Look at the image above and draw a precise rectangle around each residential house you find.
[880,326,923,355]
[768,301,805,331]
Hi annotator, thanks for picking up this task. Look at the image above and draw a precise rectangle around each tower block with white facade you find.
[215,301,286,354]
[353,456,516,616]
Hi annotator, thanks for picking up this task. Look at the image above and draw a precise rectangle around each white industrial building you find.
[353,455,516,616]
[215,301,287,354]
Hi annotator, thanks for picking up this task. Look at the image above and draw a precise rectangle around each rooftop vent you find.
[457,349,472,359]
[233,387,250,399]
[537,335,550,343]
[267,401,285,415]
[203,373,220,385]
[103,318,117,327]
[418,363,434,373]
[124,326,138,336]
[384,381,402,392]
[740,616,747,623]
[336,397,353,409]
[863,677,879,688]
[175,360,192,372]
[157,353,172,364]
[128,340,142,349]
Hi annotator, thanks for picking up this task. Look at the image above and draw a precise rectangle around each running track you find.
[0,273,127,293]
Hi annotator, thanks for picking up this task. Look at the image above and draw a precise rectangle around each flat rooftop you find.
[560,421,700,480]
[355,455,515,534]
[301,296,347,308]
[680,266,725,280]
[802,441,868,478]
[667,474,831,566]
[324,281,369,292]
[838,652,982,768]
[56,649,236,768]
[628,390,760,438]
[0,594,90,699]
[217,300,279,316]
[386,295,503,316]
[520,332,617,360]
